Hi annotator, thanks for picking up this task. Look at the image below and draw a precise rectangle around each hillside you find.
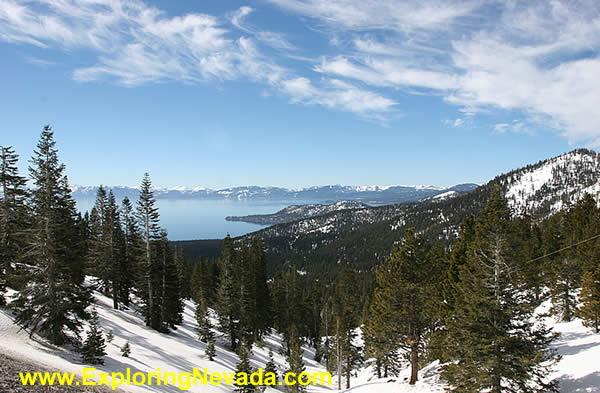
[226,201,371,225]
[237,149,600,276]
[0,287,330,393]
[1,289,598,393]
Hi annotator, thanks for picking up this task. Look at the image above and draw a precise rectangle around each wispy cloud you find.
[24,56,56,67]
[280,77,396,117]
[3,0,600,141]
[230,6,295,50]
[0,0,394,120]
[266,0,481,32]
[271,0,600,145]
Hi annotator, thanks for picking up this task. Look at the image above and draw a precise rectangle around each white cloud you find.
[230,6,295,50]
[279,77,396,116]
[0,0,394,120]
[274,0,600,145]
[266,0,481,32]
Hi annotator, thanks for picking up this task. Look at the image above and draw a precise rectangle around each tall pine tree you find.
[441,187,558,393]
[136,173,161,330]
[0,145,29,304]
[13,126,91,345]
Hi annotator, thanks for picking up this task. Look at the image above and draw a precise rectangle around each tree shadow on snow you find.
[559,372,600,393]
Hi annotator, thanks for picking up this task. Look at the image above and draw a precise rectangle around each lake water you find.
[75,198,316,240]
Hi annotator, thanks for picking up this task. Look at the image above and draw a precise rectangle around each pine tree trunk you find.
[145,216,153,328]
[336,318,341,390]
[409,341,418,385]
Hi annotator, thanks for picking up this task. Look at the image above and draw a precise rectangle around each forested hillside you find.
[242,149,600,277]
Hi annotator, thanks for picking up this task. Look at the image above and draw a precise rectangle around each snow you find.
[1,289,599,393]
[504,150,600,215]
[0,289,330,393]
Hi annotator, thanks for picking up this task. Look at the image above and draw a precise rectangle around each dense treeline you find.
[0,127,190,345]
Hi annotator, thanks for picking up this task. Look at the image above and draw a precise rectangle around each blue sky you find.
[1,0,599,189]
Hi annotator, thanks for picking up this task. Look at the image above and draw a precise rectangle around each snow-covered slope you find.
[2,289,598,393]
[348,300,600,393]
[502,149,600,215]
[0,289,330,393]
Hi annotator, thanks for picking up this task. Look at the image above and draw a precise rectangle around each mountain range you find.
[70,183,478,205]
[223,148,600,277]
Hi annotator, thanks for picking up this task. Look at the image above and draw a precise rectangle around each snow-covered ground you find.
[0,289,330,393]
[1,291,599,393]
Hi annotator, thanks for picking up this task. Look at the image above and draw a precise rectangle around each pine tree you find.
[88,186,108,290]
[370,228,432,385]
[175,246,192,300]
[363,288,401,378]
[329,270,362,389]
[119,196,139,308]
[81,307,106,365]
[0,145,29,304]
[552,194,600,321]
[12,126,91,345]
[157,230,183,330]
[106,330,114,343]
[196,306,214,343]
[264,349,278,385]
[206,337,216,361]
[235,340,257,393]
[121,342,131,357]
[136,173,161,330]
[440,187,559,393]
[250,238,271,339]
[577,268,600,333]
[215,235,241,350]
[285,332,307,393]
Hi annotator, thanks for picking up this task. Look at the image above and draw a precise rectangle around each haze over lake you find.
[75,198,319,240]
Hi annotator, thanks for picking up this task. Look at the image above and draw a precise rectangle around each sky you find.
[0,0,599,189]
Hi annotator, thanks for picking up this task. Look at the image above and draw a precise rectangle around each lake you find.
[75,198,317,240]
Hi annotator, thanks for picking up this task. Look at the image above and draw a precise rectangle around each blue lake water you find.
[75,198,316,240]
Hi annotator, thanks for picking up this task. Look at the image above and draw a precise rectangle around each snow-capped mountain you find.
[70,183,478,205]
[235,149,600,273]
[499,149,600,215]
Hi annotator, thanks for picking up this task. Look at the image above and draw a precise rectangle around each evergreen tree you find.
[81,307,106,365]
[250,238,271,338]
[136,173,161,330]
[286,331,307,393]
[264,349,278,385]
[234,340,257,393]
[370,228,432,385]
[206,336,216,361]
[121,342,131,357]
[12,126,91,345]
[105,190,123,310]
[175,246,192,299]
[328,270,362,389]
[215,235,241,350]
[363,287,401,378]
[157,230,183,330]
[577,268,600,333]
[106,329,114,343]
[0,145,29,304]
[87,186,108,290]
[512,216,545,304]
[441,187,558,393]
[196,306,214,343]
[119,196,139,308]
